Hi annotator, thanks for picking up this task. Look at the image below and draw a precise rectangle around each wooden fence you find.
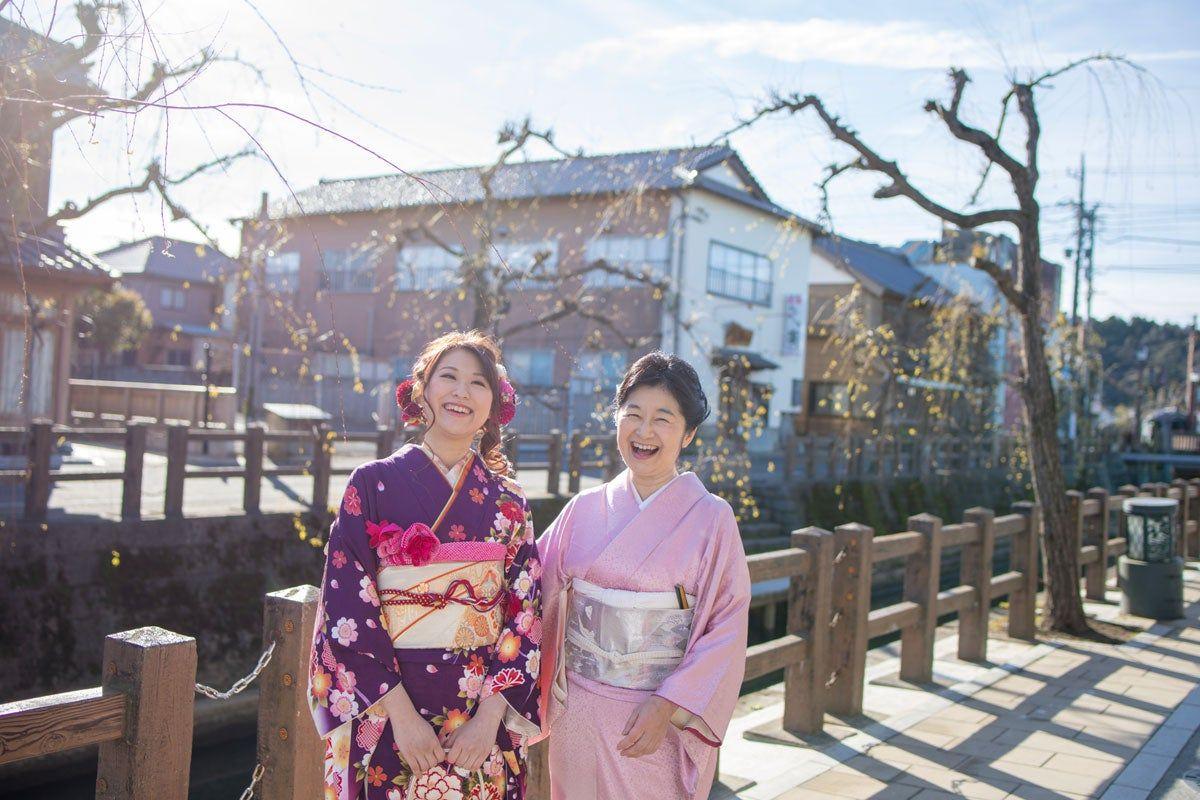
[2,421,627,521]
[3,478,1195,799]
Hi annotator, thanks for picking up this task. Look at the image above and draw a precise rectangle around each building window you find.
[266,252,300,294]
[791,379,804,409]
[395,245,458,291]
[809,382,857,417]
[492,240,558,286]
[164,349,191,367]
[507,348,555,387]
[583,236,669,288]
[159,287,186,310]
[322,249,375,292]
[707,241,772,306]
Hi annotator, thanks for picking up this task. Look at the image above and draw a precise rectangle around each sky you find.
[10,0,1200,324]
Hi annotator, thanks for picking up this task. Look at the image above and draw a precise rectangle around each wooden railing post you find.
[96,627,196,800]
[603,436,621,481]
[244,423,265,515]
[1010,501,1040,640]
[546,430,563,496]
[375,425,395,461]
[567,433,583,494]
[526,740,550,800]
[827,522,872,716]
[1066,490,1085,592]
[787,527,834,735]
[1084,488,1110,599]
[901,514,942,683]
[312,423,332,513]
[507,433,521,471]
[164,424,189,518]
[257,585,322,800]
[959,508,995,663]
[121,421,147,520]
[24,419,54,521]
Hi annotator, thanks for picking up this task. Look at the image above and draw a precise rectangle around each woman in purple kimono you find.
[309,331,542,800]
[537,352,751,800]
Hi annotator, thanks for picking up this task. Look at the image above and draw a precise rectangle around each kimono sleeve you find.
[655,500,751,748]
[308,468,401,739]
[483,491,543,745]
[532,494,576,739]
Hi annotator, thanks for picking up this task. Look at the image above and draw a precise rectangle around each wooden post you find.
[96,627,196,800]
[826,522,872,716]
[1066,490,1085,592]
[24,419,54,520]
[959,508,995,663]
[1009,501,1040,639]
[567,433,583,494]
[901,514,942,683]
[507,433,521,471]
[244,423,265,515]
[782,424,797,480]
[786,527,834,734]
[546,430,563,496]
[121,421,147,520]
[312,423,332,513]
[164,424,189,518]
[1084,488,1110,599]
[256,585,322,800]
[375,425,395,461]
[603,436,621,480]
[526,740,550,800]
[1170,479,1188,560]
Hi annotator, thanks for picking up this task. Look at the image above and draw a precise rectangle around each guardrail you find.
[3,479,1197,798]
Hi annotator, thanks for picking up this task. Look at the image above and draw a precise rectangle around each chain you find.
[195,641,277,701]
[237,763,266,800]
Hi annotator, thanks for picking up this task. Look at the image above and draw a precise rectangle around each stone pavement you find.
[714,566,1200,800]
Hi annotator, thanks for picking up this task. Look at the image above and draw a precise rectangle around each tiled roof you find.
[266,145,818,230]
[99,236,237,282]
[0,230,113,285]
[814,234,944,302]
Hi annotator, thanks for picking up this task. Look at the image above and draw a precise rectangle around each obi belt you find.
[562,578,696,691]
[377,541,507,651]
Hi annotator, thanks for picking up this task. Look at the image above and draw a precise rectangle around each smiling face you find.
[615,384,696,483]
[418,347,495,441]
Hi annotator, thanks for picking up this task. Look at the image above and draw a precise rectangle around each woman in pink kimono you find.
[309,331,542,800]
[537,352,751,800]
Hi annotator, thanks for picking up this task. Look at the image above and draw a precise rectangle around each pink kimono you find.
[537,470,750,800]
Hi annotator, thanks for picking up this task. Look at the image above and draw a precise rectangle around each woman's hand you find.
[617,695,676,758]
[444,694,505,771]
[383,689,444,775]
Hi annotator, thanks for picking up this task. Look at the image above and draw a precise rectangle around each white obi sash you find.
[377,542,506,650]
[562,578,696,691]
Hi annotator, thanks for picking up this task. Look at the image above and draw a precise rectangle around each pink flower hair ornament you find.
[395,373,518,427]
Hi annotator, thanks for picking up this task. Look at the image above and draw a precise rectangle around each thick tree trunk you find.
[1015,230,1088,633]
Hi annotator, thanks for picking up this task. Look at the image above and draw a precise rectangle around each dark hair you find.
[411,330,510,475]
[612,351,710,432]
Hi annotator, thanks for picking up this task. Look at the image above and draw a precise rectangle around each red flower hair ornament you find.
[394,368,518,427]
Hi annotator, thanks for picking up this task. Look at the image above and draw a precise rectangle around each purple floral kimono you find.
[309,445,542,800]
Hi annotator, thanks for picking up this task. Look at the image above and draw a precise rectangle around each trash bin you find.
[1118,497,1184,620]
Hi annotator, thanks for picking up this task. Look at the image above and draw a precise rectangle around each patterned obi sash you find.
[563,578,696,691]
[378,542,507,650]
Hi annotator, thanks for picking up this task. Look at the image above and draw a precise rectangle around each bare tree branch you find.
[923,68,1026,182]
[744,92,1023,229]
[39,148,254,229]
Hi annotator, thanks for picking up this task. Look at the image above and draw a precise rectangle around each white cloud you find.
[555,18,999,74]
[555,18,1200,75]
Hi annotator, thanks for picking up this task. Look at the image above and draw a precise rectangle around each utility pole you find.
[1066,154,1087,476]
[1187,316,1197,430]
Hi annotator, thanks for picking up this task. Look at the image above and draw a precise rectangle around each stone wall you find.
[0,494,573,702]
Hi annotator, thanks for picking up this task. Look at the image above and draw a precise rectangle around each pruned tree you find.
[735,56,1140,633]
[75,285,153,365]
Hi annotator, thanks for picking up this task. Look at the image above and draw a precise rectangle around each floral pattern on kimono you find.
[309,447,542,800]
